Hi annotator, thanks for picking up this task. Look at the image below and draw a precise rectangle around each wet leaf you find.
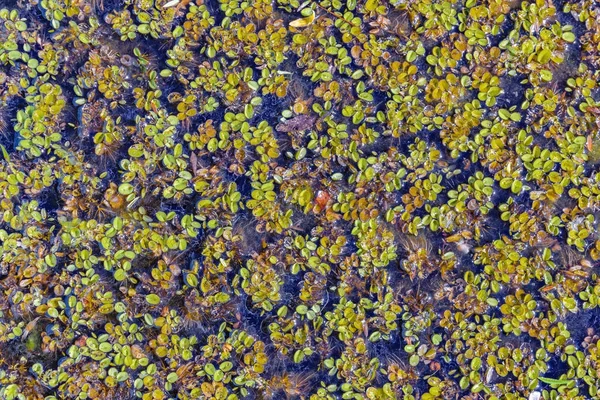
[290,13,315,28]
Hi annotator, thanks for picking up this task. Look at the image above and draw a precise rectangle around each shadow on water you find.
[38,181,62,215]
[497,75,527,109]
[259,94,285,127]
[564,307,600,348]
[0,0,18,8]
[95,0,127,19]
[0,96,25,152]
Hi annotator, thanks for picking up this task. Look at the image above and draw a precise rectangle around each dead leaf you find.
[190,151,198,176]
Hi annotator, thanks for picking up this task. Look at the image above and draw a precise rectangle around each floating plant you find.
[1,0,600,399]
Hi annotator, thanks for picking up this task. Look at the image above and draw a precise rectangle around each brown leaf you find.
[275,115,316,132]
[190,151,198,177]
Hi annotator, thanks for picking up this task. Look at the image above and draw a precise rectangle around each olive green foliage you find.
[1,0,600,399]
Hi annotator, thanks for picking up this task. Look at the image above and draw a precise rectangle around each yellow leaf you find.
[290,13,315,28]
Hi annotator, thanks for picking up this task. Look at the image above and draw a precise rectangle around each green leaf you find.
[167,372,178,383]
[8,50,22,60]
[539,376,572,385]
[146,294,161,305]
[537,48,552,64]
[562,32,576,43]
[0,144,10,162]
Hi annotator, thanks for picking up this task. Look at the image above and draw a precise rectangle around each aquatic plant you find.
[1,0,600,399]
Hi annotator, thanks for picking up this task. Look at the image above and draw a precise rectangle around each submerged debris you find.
[275,114,317,133]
